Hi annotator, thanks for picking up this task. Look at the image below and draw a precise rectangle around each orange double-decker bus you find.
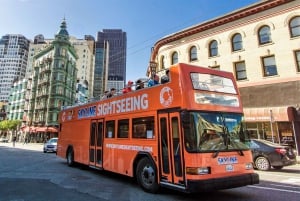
[57,63,259,193]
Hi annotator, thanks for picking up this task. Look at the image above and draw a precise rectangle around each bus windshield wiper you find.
[212,150,220,158]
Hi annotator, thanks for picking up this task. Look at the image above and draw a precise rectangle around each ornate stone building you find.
[149,0,300,154]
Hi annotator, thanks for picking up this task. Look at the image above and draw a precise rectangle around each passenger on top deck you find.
[148,74,160,87]
[122,80,133,94]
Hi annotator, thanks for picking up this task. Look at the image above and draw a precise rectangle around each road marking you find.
[258,172,300,179]
[270,184,300,189]
[248,185,300,194]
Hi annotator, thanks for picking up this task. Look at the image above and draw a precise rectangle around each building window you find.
[209,40,218,57]
[294,50,300,72]
[290,16,300,38]
[262,56,277,77]
[234,61,247,80]
[258,25,272,45]
[171,52,178,65]
[160,56,165,69]
[232,33,243,51]
[189,46,197,61]
[209,65,220,70]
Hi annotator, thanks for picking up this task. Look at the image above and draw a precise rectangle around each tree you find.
[0,120,22,136]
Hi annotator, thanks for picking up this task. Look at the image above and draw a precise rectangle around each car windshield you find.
[183,111,250,153]
[49,138,57,143]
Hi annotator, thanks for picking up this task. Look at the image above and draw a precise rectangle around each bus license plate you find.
[226,164,234,172]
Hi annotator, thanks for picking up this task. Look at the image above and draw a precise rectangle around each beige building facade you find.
[149,0,300,154]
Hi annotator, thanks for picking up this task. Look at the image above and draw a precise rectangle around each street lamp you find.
[149,61,157,78]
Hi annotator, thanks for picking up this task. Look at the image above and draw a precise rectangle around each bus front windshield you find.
[183,111,249,153]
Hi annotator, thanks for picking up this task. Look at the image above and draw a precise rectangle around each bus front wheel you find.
[136,157,159,193]
[66,148,74,167]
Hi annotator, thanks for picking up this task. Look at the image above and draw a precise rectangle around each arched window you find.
[171,52,178,64]
[209,40,218,57]
[189,46,197,61]
[258,25,271,45]
[160,56,165,69]
[232,33,243,51]
[289,16,300,38]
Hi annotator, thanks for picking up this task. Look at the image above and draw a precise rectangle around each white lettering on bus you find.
[106,143,153,152]
[97,94,148,116]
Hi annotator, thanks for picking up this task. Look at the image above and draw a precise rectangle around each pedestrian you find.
[23,136,28,145]
[12,136,16,147]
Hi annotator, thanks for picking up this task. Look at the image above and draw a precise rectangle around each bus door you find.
[89,119,104,168]
[158,112,184,186]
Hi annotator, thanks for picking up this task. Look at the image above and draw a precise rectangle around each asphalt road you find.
[0,142,299,201]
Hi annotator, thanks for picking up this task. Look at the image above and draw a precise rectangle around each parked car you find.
[0,137,9,143]
[43,137,58,153]
[249,139,297,171]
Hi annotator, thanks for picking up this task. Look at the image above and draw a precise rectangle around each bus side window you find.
[118,119,129,138]
[133,124,146,138]
[105,120,115,138]
[132,117,155,139]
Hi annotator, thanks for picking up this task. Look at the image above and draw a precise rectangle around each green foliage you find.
[0,120,22,131]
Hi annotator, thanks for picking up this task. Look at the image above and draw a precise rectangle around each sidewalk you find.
[0,142,43,152]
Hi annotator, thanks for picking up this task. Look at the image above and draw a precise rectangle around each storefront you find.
[21,126,58,143]
[244,107,300,155]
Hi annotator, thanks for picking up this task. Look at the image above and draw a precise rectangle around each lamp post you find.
[149,61,157,78]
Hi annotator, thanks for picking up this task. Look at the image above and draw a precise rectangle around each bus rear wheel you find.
[136,157,159,193]
[66,148,74,167]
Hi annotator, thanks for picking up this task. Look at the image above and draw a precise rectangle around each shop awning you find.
[243,106,289,122]
[35,126,58,133]
[21,126,37,132]
[47,127,58,132]
[36,127,47,132]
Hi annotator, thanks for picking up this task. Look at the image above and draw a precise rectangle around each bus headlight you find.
[245,163,253,170]
[186,167,211,175]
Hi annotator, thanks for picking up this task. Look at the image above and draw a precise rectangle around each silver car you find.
[43,137,58,153]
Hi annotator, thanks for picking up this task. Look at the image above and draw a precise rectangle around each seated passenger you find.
[148,74,159,87]
[122,80,133,94]
[135,79,144,90]
[107,88,116,98]
[161,69,170,84]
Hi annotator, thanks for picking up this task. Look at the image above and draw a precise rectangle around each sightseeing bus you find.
[57,63,259,193]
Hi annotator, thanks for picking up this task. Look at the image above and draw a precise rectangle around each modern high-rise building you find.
[70,35,95,102]
[0,34,30,102]
[94,29,127,98]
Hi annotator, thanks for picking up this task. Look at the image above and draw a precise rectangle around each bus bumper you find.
[186,173,259,193]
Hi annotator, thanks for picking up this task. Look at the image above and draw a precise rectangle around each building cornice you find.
[150,0,295,61]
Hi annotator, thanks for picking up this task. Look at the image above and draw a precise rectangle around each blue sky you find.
[0,0,258,82]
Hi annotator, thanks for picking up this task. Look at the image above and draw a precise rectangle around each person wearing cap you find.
[122,80,133,94]
[135,79,144,90]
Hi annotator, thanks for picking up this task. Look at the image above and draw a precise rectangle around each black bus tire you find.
[66,148,74,167]
[136,157,159,193]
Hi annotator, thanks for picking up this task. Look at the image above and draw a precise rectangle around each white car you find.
[43,137,58,153]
